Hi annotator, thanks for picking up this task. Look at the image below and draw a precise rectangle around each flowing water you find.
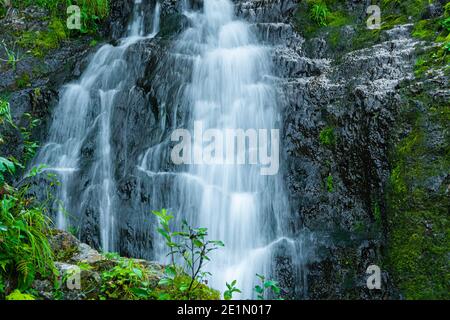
[139,0,302,298]
[34,1,161,252]
[35,0,305,299]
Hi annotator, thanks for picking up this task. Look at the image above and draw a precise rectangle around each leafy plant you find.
[0,157,15,187]
[152,209,177,267]
[152,209,224,299]
[309,2,330,26]
[100,258,152,300]
[66,0,110,34]
[0,161,57,293]
[254,274,282,300]
[19,113,40,163]
[0,98,14,128]
[224,280,241,300]
[0,40,23,70]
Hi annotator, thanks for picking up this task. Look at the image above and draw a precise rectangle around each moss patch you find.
[386,83,450,299]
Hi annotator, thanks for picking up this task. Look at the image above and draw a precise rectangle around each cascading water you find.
[138,0,303,298]
[34,0,305,299]
[34,1,161,252]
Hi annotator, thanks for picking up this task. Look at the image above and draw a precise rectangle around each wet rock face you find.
[105,0,135,39]
[0,0,135,176]
[230,0,415,298]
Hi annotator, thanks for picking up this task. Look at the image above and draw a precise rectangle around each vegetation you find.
[310,2,330,27]
[152,209,224,300]
[412,2,450,78]
[223,280,241,300]
[0,160,58,298]
[100,257,156,300]
[386,84,449,299]
[1,1,110,60]
[294,0,449,300]
[326,174,334,193]
[5,289,35,300]
[254,274,282,300]
[319,126,335,146]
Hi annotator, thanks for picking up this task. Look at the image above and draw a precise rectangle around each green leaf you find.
[194,239,203,248]
[132,268,143,279]
[164,266,177,279]
[158,277,173,286]
[179,284,189,292]
[0,157,15,175]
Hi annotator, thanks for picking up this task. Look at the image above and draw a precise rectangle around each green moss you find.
[319,126,336,146]
[410,3,450,78]
[18,18,67,57]
[386,86,450,299]
[326,174,334,192]
[5,289,35,300]
[152,274,221,300]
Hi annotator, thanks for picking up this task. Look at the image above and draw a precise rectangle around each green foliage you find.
[295,0,350,39]
[18,18,67,58]
[0,159,57,295]
[152,208,178,267]
[100,258,153,300]
[5,289,35,300]
[254,274,282,300]
[19,113,41,163]
[0,157,16,187]
[319,126,335,146]
[387,86,450,299]
[10,0,110,58]
[373,202,382,227]
[0,98,13,129]
[66,0,110,34]
[224,280,241,300]
[153,271,220,300]
[310,2,330,27]
[412,9,450,78]
[326,174,334,193]
[152,209,224,300]
[0,41,22,71]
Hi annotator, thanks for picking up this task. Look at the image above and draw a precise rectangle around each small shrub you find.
[100,258,152,300]
[152,209,224,300]
[254,274,282,300]
[0,163,57,292]
[309,2,330,27]
[224,280,241,300]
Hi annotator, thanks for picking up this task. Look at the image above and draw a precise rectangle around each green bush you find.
[100,258,154,300]
[0,160,56,294]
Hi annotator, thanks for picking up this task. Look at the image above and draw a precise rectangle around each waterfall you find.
[34,1,161,252]
[34,0,305,299]
[139,0,302,298]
